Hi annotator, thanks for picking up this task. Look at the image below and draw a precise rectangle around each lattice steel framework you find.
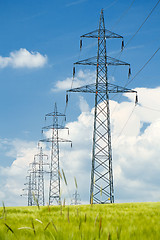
[24,173,32,206]
[29,157,39,206]
[34,147,49,206]
[40,103,72,205]
[22,147,49,206]
[67,9,137,204]
[22,172,33,206]
[71,190,81,205]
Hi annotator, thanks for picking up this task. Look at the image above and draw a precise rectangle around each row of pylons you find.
[22,103,81,206]
[22,9,137,206]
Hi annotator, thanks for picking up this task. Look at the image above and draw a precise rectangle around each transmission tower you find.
[34,147,49,206]
[40,103,72,205]
[67,9,137,204]
[71,190,81,205]
[27,173,32,206]
[29,157,39,206]
[22,173,32,206]
[22,147,49,206]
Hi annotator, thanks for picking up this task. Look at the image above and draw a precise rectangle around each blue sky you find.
[0,0,160,206]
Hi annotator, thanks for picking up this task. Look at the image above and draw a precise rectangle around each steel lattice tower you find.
[22,172,33,206]
[27,173,32,206]
[67,9,137,204]
[22,147,48,206]
[40,103,72,205]
[34,147,49,206]
[23,173,32,206]
[29,157,39,206]
[71,190,81,205]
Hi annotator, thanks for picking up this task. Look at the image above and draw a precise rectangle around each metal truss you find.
[67,82,136,94]
[29,158,39,206]
[80,29,123,39]
[23,174,32,206]
[71,190,81,205]
[22,148,49,206]
[34,147,49,206]
[74,56,130,67]
[67,9,137,204]
[40,103,72,205]
[22,172,33,206]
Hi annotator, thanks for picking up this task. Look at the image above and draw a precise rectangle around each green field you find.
[0,202,160,239]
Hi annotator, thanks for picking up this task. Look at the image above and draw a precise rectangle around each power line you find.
[111,0,160,78]
[125,47,160,87]
[113,105,136,146]
[111,0,136,30]
[124,0,160,50]
[111,47,160,141]
[111,47,160,117]
[67,9,136,204]
[64,2,160,142]
[112,101,160,147]
[140,104,160,113]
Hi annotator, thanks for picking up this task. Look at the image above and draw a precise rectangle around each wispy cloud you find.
[66,0,87,7]
[0,48,47,69]
[19,11,47,22]
[103,0,118,10]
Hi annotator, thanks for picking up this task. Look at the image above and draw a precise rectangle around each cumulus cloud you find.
[61,86,160,203]
[0,48,47,69]
[0,139,39,206]
[52,69,96,92]
[1,86,160,206]
[53,70,120,92]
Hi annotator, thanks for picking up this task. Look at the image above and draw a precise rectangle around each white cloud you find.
[79,96,90,113]
[0,139,39,206]
[0,48,47,69]
[52,69,96,92]
[1,86,160,206]
[60,86,160,203]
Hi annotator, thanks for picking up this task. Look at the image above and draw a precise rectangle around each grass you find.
[0,202,160,239]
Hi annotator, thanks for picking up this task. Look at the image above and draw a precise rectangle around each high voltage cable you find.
[140,104,160,113]
[63,0,160,126]
[111,0,136,30]
[111,47,160,118]
[112,100,160,147]
[113,105,136,146]
[111,47,160,141]
[111,0,160,77]
[124,0,160,50]
[125,47,160,87]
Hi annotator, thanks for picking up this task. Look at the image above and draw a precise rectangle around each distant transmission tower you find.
[40,103,72,205]
[29,156,38,206]
[23,173,32,206]
[67,9,137,204]
[27,174,32,206]
[34,147,49,206]
[71,190,81,205]
[22,147,48,206]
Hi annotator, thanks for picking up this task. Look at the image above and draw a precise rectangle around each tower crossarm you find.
[74,56,130,67]
[67,83,137,94]
[34,152,48,158]
[40,137,72,143]
[45,112,66,117]
[42,125,69,130]
[80,29,123,39]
